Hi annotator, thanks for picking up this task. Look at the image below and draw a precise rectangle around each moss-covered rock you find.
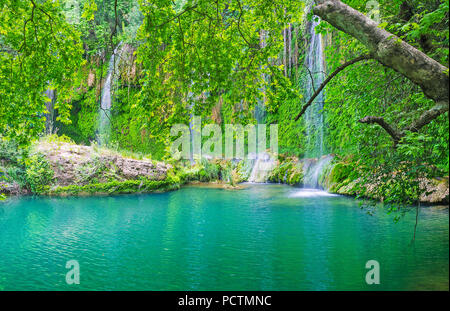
[47,179,178,196]
[325,158,449,204]
[268,156,303,185]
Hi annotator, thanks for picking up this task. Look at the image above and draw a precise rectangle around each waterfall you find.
[98,43,123,145]
[246,29,276,183]
[44,87,55,135]
[247,16,332,186]
[188,101,195,164]
[300,15,331,189]
[247,99,275,183]
[248,153,275,183]
[303,18,326,159]
[301,155,333,189]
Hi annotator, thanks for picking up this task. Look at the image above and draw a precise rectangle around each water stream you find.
[297,16,331,189]
[44,87,55,135]
[303,17,326,159]
[248,153,276,183]
[302,155,333,188]
[98,43,123,145]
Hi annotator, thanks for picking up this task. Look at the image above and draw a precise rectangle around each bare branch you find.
[152,4,198,28]
[358,116,403,143]
[358,101,449,143]
[405,101,449,132]
[303,64,317,94]
[294,54,372,121]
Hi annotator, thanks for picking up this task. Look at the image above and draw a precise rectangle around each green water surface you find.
[0,184,448,290]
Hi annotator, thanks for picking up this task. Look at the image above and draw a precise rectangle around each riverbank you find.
[1,138,448,204]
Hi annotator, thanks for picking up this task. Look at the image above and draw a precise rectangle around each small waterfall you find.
[98,43,123,145]
[303,17,326,159]
[188,101,195,164]
[247,29,274,183]
[44,87,56,134]
[255,29,268,125]
[301,155,333,188]
[247,107,276,182]
[248,152,276,183]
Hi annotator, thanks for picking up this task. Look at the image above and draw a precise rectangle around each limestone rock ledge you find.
[34,141,171,187]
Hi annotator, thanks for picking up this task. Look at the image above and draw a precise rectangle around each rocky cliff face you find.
[419,177,449,204]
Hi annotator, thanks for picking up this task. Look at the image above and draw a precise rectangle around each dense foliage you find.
[1,0,448,204]
[0,0,84,145]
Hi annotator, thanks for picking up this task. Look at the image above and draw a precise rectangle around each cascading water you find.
[247,30,277,183]
[247,16,332,187]
[44,87,55,135]
[302,17,333,188]
[303,18,326,159]
[248,152,275,183]
[302,155,333,188]
[98,43,123,145]
[299,16,333,189]
[248,93,276,182]
[188,99,196,165]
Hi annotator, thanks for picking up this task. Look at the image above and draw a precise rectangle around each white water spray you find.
[248,152,276,183]
[302,155,333,188]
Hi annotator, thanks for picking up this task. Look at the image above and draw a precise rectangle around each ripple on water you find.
[0,184,448,290]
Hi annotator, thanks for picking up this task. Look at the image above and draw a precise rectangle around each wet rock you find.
[420,177,449,204]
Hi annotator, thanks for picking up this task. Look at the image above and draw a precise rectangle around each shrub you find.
[6,166,27,187]
[43,134,75,145]
[328,162,354,185]
[25,154,54,194]
[268,158,303,185]
[0,139,27,165]
[236,159,254,182]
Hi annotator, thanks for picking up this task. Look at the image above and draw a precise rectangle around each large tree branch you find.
[313,0,449,105]
[312,0,449,143]
[294,54,372,121]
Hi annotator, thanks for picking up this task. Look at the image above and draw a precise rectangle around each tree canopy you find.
[0,0,448,179]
